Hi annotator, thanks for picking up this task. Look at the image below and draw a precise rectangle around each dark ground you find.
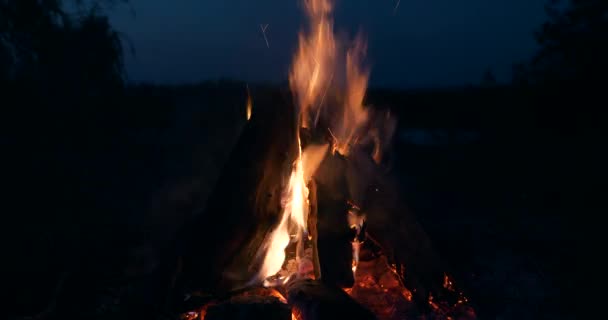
[380,86,583,319]
[3,81,584,319]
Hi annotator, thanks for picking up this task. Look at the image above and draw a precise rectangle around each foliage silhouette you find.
[2,1,133,319]
[524,0,607,86]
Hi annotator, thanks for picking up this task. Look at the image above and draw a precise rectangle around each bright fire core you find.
[252,0,372,286]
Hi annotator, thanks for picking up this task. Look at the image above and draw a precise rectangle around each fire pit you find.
[168,1,477,319]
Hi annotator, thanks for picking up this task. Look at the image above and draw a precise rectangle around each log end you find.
[287,279,376,320]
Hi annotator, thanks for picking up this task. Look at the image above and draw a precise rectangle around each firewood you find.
[168,92,447,313]
[313,152,355,288]
[286,279,376,320]
[345,147,445,309]
[307,179,321,280]
[174,97,301,295]
[203,295,291,320]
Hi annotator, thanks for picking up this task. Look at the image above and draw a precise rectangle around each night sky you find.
[108,0,548,88]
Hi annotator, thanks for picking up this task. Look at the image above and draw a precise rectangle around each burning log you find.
[307,178,321,280]
[287,279,376,320]
[165,98,451,315]
[203,295,291,320]
[347,244,418,320]
[305,139,446,311]
[173,94,302,296]
[166,0,460,313]
[313,151,355,288]
[345,147,446,310]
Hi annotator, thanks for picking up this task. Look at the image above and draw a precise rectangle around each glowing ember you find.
[197,302,215,320]
[348,203,366,275]
[428,292,440,312]
[351,242,359,274]
[443,273,472,306]
[345,248,414,319]
[427,274,476,319]
[196,288,290,320]
[180,311,198,320]
[240,287,288,304]
[444,273,455,292]
[291,308,302,320]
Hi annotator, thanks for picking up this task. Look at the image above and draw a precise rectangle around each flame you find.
[348,205,365,277]
[289,0,370,157]
[289,0,336,129]
[253,0,381,286]
[268,289,288,303]
[302,144,329,182]
[292,308,303,320]
[256,140,328,284]
[246,85,252,120]
[198,302,216,320]
[351,239,360,274]
[251,139,327,286]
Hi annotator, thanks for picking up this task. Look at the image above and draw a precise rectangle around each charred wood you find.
[203,295,291,320]
[173,95,300,297]
[313,151,355,288]
[346,147,445,310]
[307,179,321,280]
[287,279,376,320]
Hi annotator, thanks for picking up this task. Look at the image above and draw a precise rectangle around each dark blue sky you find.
[108,0,548,88]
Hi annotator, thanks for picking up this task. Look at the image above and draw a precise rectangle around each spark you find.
[260,24,270,48]
[393,0,401,15]
[314,71,334,126]
[327,128,338,145]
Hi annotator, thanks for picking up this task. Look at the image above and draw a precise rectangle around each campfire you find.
[173,1,476,319]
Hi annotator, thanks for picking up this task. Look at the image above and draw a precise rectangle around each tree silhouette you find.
[2,2,130,318]
[509,0,607,131]
[0,0,126,90]
[529,0,607,85]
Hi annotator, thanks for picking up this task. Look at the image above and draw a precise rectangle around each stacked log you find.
[168,96,449,313]
[173,94,300,297]
[287,279,376,320]
[313,151,355,288]
[204,295,291,320]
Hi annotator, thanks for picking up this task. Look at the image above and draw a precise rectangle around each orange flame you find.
[255,141,327,285]
[254,0,379,286]
[289,0,336,129]
[246,86,252,121]
[256,141,308,282]
[289,0,370,157]
[292,307,303,320]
